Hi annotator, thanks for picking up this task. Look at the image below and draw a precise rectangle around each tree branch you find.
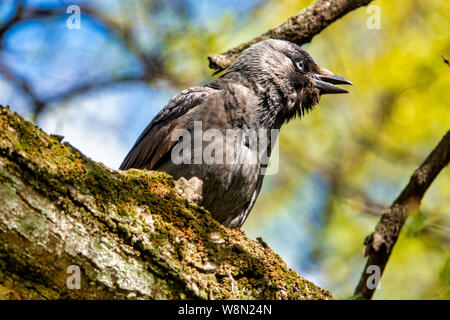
[0,63,45,117]
[354,131,450,299]
[208,0,373,71]
[0,105,332,300]
[442,55,450,67]
[0,3,65,45]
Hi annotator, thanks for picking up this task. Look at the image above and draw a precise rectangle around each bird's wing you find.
[119,87,212,170]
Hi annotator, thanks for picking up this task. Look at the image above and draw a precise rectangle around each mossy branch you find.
[0,106,331,300]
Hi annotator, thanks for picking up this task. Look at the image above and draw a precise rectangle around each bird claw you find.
[175,176,203,204]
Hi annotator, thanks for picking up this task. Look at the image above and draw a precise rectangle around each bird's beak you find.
[313,66,353,94]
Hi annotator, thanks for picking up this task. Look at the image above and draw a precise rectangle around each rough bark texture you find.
[354,131,450,299]
[0,106,332,300]
[208,0,373,71]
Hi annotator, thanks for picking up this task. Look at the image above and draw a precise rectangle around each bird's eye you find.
[295,60,305,71]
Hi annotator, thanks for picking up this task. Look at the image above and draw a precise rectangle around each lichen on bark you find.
[0,105,332,300]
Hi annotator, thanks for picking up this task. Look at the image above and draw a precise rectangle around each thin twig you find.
[442,55,450,67]
[208,0,373,71]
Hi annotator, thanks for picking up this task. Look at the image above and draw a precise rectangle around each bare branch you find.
[442,55,450,67]
[0,63,45,117]
[0,4,65,45]
[208,0,373,71]
[354,131,450,299]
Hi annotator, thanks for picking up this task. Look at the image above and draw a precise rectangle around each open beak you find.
[313,66,353,94]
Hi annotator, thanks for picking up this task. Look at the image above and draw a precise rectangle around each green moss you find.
[0,105,332,300]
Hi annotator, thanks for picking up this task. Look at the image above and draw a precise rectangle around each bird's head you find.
[224,39,352,127]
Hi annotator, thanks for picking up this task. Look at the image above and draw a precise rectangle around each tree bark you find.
[208,0,373,72]
[354,131,450,299]
[0,106,332,300]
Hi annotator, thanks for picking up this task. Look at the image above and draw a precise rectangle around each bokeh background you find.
[0,0,449,299]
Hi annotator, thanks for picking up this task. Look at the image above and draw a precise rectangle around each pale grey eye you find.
[295,60,305,71]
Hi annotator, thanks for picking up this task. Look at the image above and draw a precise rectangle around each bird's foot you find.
[175,176,203,204]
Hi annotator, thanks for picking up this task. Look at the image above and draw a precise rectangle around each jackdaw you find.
[120,39,352,228]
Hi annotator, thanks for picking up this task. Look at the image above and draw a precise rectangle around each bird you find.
[120,39,352,228]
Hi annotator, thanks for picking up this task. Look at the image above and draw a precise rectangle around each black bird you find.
[120,39,352,228]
